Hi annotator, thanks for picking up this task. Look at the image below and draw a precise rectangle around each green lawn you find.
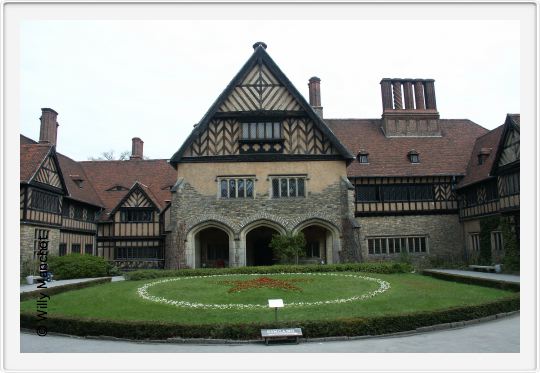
[20,272,516,324]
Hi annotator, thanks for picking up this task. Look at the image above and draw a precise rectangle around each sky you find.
[20,19,520,161]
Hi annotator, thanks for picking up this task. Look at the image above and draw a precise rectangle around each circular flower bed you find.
[137,273,390,310]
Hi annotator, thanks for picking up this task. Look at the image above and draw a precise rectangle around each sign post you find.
[268,299,284,322]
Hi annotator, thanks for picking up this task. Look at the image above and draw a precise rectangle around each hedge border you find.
[20,277,112,302]
[20,295,519,340]
[422,270,520,292]
[125,262,414,281]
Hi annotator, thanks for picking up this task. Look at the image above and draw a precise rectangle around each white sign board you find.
[268,299,284,308]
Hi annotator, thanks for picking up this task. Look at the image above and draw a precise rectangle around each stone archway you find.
[186,221,235,268]
[294,219,341,264]
[240,220,286,267]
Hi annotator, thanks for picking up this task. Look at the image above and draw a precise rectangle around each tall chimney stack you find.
[308,77,323,117]
[380,78,440,137]
[39,108,59,146]
[130,137,144,160]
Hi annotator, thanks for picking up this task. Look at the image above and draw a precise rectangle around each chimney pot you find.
[130,137,144,160]
[39,108,59,146]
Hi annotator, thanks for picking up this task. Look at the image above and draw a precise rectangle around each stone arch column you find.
[293,218,341,264]
[185,220,236,268]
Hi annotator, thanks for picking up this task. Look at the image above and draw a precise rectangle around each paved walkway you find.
[20,313,519,353]
[20,276,125,293]
[424,269,520,284]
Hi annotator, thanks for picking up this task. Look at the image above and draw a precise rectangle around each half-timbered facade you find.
[458,114,520,263]
[168,42,355,268]
[21,43,520,270]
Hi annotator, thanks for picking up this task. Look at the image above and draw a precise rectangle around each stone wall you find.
[356,214,463,261]
[168,171,353,267]
[20,224,60,273]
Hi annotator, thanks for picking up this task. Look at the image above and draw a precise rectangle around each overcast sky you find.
[20,19,519,161]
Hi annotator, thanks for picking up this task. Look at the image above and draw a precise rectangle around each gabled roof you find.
[457,125,504,189]
[170,43,353,164]
[490,113,520,175]
[326,119,488,177]
[20,135,103,207]
[109,181,161,216]
[79,159,177,218]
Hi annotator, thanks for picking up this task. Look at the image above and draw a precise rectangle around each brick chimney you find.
[380,78,440,137]
[308,77,323,117]
[39,108,59,146]
[130,137,144,160]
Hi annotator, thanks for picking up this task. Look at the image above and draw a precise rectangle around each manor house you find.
[20,42,520,270]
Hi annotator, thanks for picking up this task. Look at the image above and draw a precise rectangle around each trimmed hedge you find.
[422,270,520,292]
[47,254,114,280]
[20,277,112,301]
[20,295,519,340]
[125,262,414,281]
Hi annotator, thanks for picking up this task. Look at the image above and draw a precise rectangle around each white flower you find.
[136,273,390,310]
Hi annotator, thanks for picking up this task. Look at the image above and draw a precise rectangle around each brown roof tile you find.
[20,144,52,183]
[79,159,177,217]
[458,125,504,188]
[326,119,488,177]
[57,153,104,207]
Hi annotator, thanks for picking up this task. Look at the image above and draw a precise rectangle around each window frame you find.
[269,176,307,198]
[240,122,282,141]
[119,208,154,222]
[367,235,428,255]
[217,176,256,199]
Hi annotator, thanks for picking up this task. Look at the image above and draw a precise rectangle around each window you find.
[357,151,369,164]
[408,150,420,163]
[271,177,306,198]
[85,244,93,255]
[485,179,499,202]
[470,233,480,252]
[30,190,60,213]
[491,231,503,252]
[73,206,84,220]
[368,236,427,255]
[59,243,67,256]
[120,208,153,222]
[71,244,81,254]
[356,184,434,202]
[114,247,164,260]
[219,178,255,198]
[241,122,281,140]
[356,185,378,202]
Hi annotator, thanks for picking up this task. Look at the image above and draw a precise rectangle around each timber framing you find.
[170,44,354,165]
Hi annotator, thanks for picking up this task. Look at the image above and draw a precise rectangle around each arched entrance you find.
[301,226,330,264]
[294,219,340,264]
[194,227,230,268]
[246,226,280,266]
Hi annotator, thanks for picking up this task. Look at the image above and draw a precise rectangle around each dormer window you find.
[357,150,369,164]
[477,148,491,165]
[107,185,129,192]
[70,175,84,188]
[408,150,420,164]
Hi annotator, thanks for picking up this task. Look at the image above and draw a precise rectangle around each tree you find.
[269,231,306,265]
[87,150,130,161]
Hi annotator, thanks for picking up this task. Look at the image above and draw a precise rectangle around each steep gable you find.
[170,43,353,164]
[494,114,520,170]
[34,154,63,189]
